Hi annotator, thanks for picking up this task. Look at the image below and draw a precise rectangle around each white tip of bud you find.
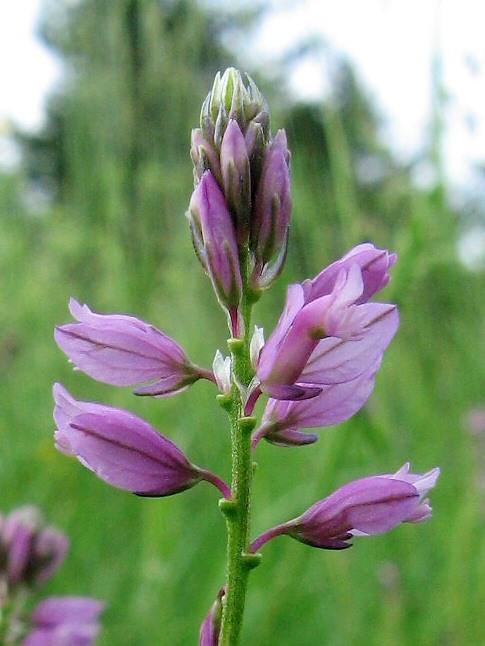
[250,326,265,371]
[213,350,232,394]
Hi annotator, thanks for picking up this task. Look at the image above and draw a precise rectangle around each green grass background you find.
[2,3,485,644]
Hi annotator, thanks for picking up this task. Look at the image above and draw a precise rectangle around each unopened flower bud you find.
[220,119,251,244]
[203,68,269,145]
[191,128,222,185]
[187,171,242,325]
[250,129,292,289]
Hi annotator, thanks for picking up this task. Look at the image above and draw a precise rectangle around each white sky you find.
[1,0,485,188]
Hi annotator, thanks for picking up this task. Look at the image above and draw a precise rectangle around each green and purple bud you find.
[250,129,291,289]
[220,119,251,245]
[200,68,269,148]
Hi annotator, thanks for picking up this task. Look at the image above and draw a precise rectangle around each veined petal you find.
[55,299,205,396]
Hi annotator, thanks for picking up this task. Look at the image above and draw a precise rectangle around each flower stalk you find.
[52,67,440,645]
[218,338,258,644]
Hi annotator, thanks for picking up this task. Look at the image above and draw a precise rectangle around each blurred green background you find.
[2,1,485,644]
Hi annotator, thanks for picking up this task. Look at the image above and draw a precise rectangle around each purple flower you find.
[253,360,381,447]
[53,384,230,499]
[187,171,242,333]
[199,587,224,646]
[22,597,104,646]
[0,507,69,590]
[251,464,439,552]
[256,244,398,399]
[55,299,212,397]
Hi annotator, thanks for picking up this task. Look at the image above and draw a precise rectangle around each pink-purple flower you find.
[256,244,398,400]
[22,597,104,646]
[251,464,439,551]
[55,299,212,397]
[53,384,230,499]
[253,360,381,447]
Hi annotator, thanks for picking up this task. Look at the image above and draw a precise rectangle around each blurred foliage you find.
[3,0,485,644]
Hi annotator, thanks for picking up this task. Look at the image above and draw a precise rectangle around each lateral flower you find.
[55,298,212,397]
[250,464,440,552]
[253,360,381,447]
[53,384,230,499]
[22,597,104,646]
[256,244,398,399]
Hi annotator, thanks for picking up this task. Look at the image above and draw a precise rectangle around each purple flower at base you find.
[22,597,104,646]
[253,360,381,447]
[256,244,398,400]
[0,507,69,590]
[250,464,440,552]
[53,384,230,499]
[199,587,225,646]
[55,299,213,397]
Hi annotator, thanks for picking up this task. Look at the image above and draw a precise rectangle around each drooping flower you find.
[55,299,213,397]
[250,464,440,552]
[0,507,69,591]
[253,360,381,447]
[256,244,398,399]
[22,597,104,646]
[53,384,230,499]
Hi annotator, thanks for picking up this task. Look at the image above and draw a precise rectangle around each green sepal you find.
[219,498,237,519]
[238,416,257,435]
[217,393,232,412]
[242,552,262,570]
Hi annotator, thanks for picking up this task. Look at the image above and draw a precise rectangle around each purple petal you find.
[262,360,380,439]
[307,244,396,303]
[300,304,399,385]
[53,384,201,497]
[55,299,201,396]
[23,597,104,646]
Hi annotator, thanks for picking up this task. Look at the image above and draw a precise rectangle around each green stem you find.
[218,318,260,644]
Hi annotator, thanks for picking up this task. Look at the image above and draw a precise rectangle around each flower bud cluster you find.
[0,507,68,592]
[187,68,291,333]
[0,506,103,645]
